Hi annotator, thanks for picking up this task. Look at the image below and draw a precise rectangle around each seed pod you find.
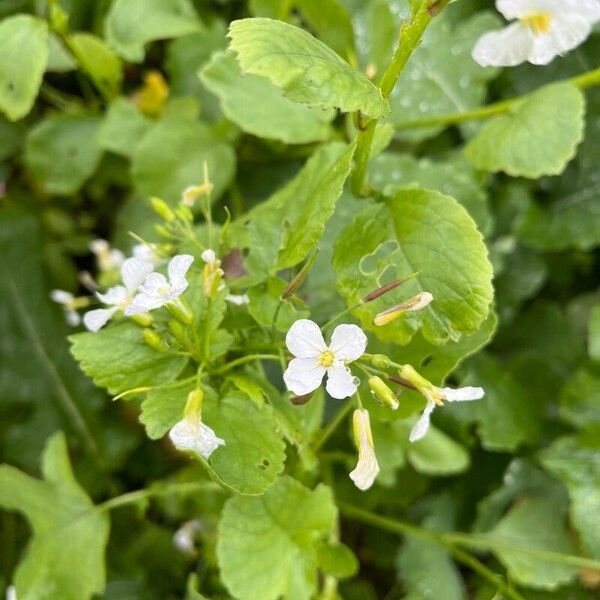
[290,393,312,405]
[361,272,420,303]
[281,248,319,300]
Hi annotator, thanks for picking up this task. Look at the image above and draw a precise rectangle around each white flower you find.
[89,238,124,271]
[410,386,484,442]
[50,289,81,326]
[173,519,202,555]
[349,409,380,491]
[132,243,161,265]
[283,319,367,400]
[225,293,249,306]
[83,257,154,331]
[472,0,600,67]
[169,416,225,460]
[127,254,193,315]
[201,249,224,298]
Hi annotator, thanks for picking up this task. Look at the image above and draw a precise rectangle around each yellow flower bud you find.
[184,388,204,421]
[368,376,399,410]
[151,197,176,222]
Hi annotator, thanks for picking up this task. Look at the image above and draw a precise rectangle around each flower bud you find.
[130,313,153,327]
[184,388,204,420]
[143,328,168,352]
[175,204,194,223]
[368,376,399,410]
[202,249,224,298]
[374,292,433,326]
[182,182,213,207]
[134,71,169,117]
[166,299,193,324]
[151,197,176,222]
[168,318,187,343]
[369,354,391,369]
[398,364,443,405]
[281,248,318,300]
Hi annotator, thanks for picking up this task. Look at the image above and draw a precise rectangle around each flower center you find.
[521,12,552,35]
[318,350,334,368]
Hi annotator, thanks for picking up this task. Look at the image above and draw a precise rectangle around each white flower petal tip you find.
[132,243,161,265]
[89,238,125,271]
[283,319,367,399]
[201,249,217,264]
[409,399,436,443]
[349,409,379,491]
[374,292,433,326]
[441,386,485,402]
[50,289,73,304]
[169,418,225,460]
[225,294,250,306]
[472,0,600,67]
[83,308,115,332]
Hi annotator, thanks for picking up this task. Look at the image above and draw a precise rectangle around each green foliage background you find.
[0,0,599,598]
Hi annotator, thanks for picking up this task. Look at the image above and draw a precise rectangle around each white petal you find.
[285,319,327,358]
[201,249,216,264]
[529,13,591,65]
[329,324,368,362]
[140,272,169,297]
[409,399,436,443]
[89,238,108,254]
[283,357,326,395]
[125,293,164,315]
[573,0,600,24]
[96,285,127,306]
[50,289,73,304]
[169,418,225,460]
[66,310,81,327]
[472,23,533,67]
[441,386,485,402]
[121,257,154,293]
[325,361,358,400]
[109,249,125,267]
[225,294,249,305]
[133,243,159,264]
[83,308,116,332]
[496,0,534,19]
[168,254,194,289]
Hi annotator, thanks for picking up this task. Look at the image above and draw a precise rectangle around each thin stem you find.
[394,64,600,132]
[212,353,281,376]
[312,396,355,452]
[321,302,362,331]
[352,0,451,196]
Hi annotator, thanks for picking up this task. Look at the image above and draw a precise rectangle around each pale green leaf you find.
[232,142,354,284]
[132,108,235,204]
[0,433,109,600]
[25,115,103,195]
[590,305,600,362]
[67,33,122,99]
[465,83,585,178]
[228,18,388,118]
[333,188,493,345]
[315,541,358,578]
[46,33,76,72]
[0,15,48,121]
[97,97,151,157]
[217,477,336,600]
[70,322,188,396]
[200,51,333,144]
[559,368,600,429]
[105,0,201,62]
[388,10,500,141]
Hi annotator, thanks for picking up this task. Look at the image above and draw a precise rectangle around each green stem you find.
[312,396,354,451]
[212,353,281,376]
[395,64,600,131]
[352,0,451,196]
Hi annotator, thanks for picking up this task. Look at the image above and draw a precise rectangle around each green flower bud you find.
[368,376,399,410]
[143,328,168,352]
[151,197,176,222]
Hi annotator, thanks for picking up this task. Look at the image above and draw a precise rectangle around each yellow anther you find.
[318,350,334,367]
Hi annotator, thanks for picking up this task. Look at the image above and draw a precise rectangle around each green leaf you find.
[232,142,354,284]
[539,434,600,559]
[25,115,103,195]
[97,97,151,158]
[0,433,109,600]
[228,18,388,118]
[105,0,201,62]
[139,381,196,439]
[70,322,188,396]
[217,477,336,599]
[315,541,358,578]
[46,33,76,72]
[200,51,333,144]
[465,83,585,178]
[387,10,500,141]
[369,152,493,236]
[67,33,122,99]
[132,108,235,204]
[333,188,493,345]
[0,116,24,161]
[0,15,48,121]
[488,496,578,589]
[559,368,600,429]
[590,305,600,362]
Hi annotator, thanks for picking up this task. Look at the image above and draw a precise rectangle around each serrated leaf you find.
[333,188,493,345]
[369,152,493,235]
[228,18,388,118]
[0,15,48,121]
[25,115,103,195]
[70,322,188,396]
[105,0,201,62]
[132,108,235,204]
[232,142,354,284]
[539,434,600,559]
[200,51,333,144]
[97,97,151,158]
[0,433,109,600]
[387,10,500,142]
[66,33,122,99]
[465,83,585,178]
[217,477,336,599]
